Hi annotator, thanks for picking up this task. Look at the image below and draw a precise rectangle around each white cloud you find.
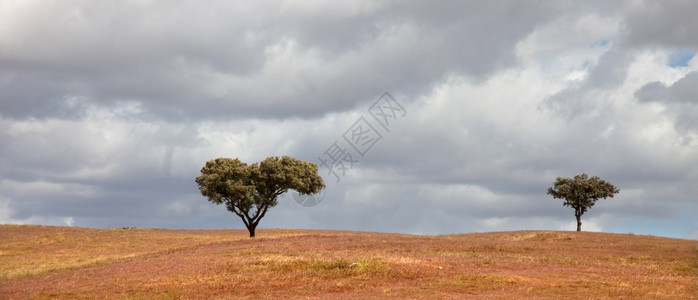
[0,180,98,198]
[559,219,604,232]
[517,13,620,57]
[685,230,698,240]
[0,197,76,226]
[0,197,13,224]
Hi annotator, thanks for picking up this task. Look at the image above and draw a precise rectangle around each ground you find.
[0,225,696,299]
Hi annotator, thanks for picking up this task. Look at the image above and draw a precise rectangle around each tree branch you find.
[253,204,270,227]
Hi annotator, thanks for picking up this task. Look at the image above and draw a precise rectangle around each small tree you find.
[547,173,619,231]
[195,156,325,237]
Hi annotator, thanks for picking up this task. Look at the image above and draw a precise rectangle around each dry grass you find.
[1,225,696,299]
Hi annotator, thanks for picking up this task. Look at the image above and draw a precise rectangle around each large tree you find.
[547,173,619,231]
[195,156,325,237]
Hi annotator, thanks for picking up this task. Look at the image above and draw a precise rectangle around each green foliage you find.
[547,173,619,231]
[195,156,325,237]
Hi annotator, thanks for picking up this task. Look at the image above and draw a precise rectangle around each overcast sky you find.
[1,0,696,239]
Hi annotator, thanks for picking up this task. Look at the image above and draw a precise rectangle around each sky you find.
[1,0,696,239]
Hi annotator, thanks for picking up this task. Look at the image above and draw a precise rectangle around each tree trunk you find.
[247,225,256,238]
[576,214,582,232]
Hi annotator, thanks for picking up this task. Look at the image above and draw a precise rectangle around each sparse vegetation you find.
[1,225,696,299]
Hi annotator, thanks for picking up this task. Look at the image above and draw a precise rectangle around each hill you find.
[0,225,696,299]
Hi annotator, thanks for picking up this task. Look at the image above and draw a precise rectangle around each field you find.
[0,225,696,299]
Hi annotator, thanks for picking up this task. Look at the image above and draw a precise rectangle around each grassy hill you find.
[1,225,696,299]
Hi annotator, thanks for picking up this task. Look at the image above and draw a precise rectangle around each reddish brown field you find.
[0,225,696,299]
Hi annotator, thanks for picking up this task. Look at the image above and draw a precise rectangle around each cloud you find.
[686,229,698,240]
[0,0,569,120]
[623,0,698,48]
[636,72,698,105]
[0,1,696,239]
[0,197,75,226]
[0,197,13,224]
[635,71,698,132]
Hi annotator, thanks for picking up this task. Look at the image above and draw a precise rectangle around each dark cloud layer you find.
[0,1,567,120]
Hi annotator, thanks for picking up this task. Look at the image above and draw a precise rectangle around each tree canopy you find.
[547,173,619,231]
[195,156,325,237]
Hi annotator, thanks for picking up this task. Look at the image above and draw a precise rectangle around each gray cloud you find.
[636,72,698,104]
[0,1,567,120]
[634,81,668,103]
[623,0,698,48]
[543,48,635,119]
[635,72,698,132]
